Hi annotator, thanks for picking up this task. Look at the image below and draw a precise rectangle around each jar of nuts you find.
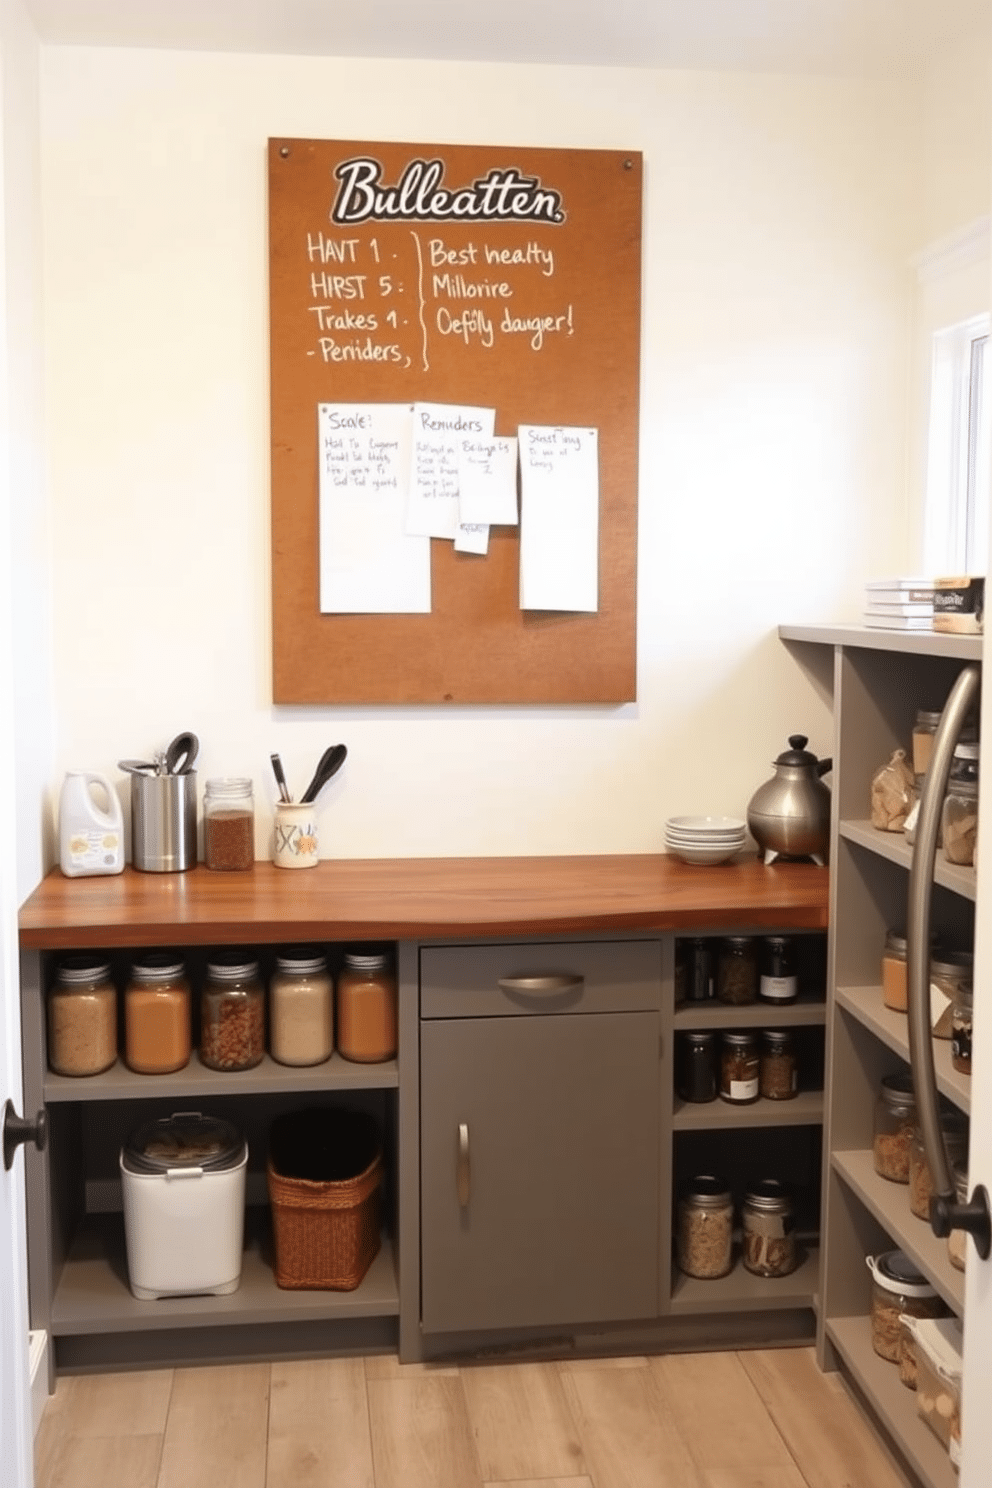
[873,1073,916,1183]
[867,1250,943,1363]
[201,951,265,1071]
[676,1175,733,1279]
[909,1109,969,1221]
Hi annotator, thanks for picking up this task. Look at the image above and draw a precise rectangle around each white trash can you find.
[120,1112,248,1300]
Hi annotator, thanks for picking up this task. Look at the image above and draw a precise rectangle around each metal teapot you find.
[747,734,832,865]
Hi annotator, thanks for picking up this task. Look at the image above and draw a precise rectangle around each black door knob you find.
[2,1100,47,1171]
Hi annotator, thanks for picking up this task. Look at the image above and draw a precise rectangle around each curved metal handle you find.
[497,975,584,996]
[907,662,990,1258]
[3,1100,47,1172]
[456,1122,470,1207]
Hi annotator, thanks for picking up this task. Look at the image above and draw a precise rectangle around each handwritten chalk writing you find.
[309,307,378,331]
[435,307,495,349]
[500,305,574,351]
[484,243,555,275]
[310,271,368,299]
[429,239,479,266]
[433,273,512,300]
[318,337,404,363]
[307,233,361,263]
[332,157,565,226]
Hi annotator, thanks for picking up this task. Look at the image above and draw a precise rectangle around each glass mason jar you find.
[676,1175,733,1279]
[200,951,265,1070]
[716,936,758,1005]
[868,1250,943,1362]
[930,951,973,1039]
[912,709,942,777]
[873,1073,916,1183]
[719,1030,759,1104]
[47,955,117,1076]
[909,1108,969,1220]
[684,937,714,1001]
[269,948,333,1067]
[948,1163,970,1273]
[336,950,397,1063]
[742,1179,796,1277]
[676,1030,718,1103]
[942,778,978,868]
[124,951,191,1074]
[759,1029,798,1100]
[203,777,255,871]
[951,981,973,1075]
[759,936,798,1005]
[881,929,908,1012]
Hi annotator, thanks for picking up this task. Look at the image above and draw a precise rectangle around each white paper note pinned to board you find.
[318,402,430,614]
[454,522,490,555]
[458,434,519,526]
[518,425,599,612]
[406,402,496,540]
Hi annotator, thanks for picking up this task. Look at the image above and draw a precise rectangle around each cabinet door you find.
[421,1010,661,1333]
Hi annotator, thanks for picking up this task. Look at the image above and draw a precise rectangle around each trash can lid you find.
[122,1112,246,1174]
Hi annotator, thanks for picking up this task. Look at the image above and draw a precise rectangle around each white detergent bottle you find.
[59,771,125,877]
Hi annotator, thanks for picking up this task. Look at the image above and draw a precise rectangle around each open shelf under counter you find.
[836,985,971,1115]
[673,1090,823,1130]
[673,993,826,1030]
[839,820,976,902]
[43,1050,399,1102]
[826,1314,959,1488]
[831,1148,964,1314]
[778,622,982,665]
[669,1245,819,1316]
[51,1210,399,1336]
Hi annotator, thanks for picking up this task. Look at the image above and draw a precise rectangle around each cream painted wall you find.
[37,48,920,862]
[921,21,992,246]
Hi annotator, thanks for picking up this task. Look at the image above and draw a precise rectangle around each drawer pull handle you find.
[457,1122,470,1207]
[497,974,584,996]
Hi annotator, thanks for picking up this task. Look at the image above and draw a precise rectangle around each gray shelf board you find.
[839,821,976,902]
[673,1089,824,1130]
[835,985,971,1115]
[43,1051,399,1103]
[51,1210,399,1335]
[825,1315,958,1488]
[669,1246,819,1315]
[778,623,982,663]
[673,995,826,1030]
[831,1149,964,1314]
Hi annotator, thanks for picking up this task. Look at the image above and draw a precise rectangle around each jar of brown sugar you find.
[124,951,191,1074]
[203,778,255,871]
[336,951,397,1063]
[270,948,333,1066]
[201,951,265,1071]
[48,955,118,1077]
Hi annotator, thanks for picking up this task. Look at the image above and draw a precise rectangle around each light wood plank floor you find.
[34,1347,911,1488]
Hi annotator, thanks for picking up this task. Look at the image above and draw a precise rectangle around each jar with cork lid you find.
[336,950,397,1063]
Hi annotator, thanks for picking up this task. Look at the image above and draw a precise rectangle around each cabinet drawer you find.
[420,939,663,1018]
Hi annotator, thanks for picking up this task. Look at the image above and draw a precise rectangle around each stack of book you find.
[864,579,935,630]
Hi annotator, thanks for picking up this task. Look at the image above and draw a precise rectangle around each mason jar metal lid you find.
[880,1072,915,1108]
[931,950,974,978]
[744,1178,793,1212]
[56,954,111,984]
[915,710,942,727]
[868,1249,937,1298]
[761,1029,792,1046]
[206,949,259,981]
[121,1113,246,1175]
[721,1030,757,1047]
[684,1030,717,1046]
[723,936,754,950]
[682,1174,731,1207]
[132,950,185,981]
[276,947,328,974]
[952,741,980,760]
[344,952,389,971]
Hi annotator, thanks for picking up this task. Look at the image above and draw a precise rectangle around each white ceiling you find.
[19,0,992,79]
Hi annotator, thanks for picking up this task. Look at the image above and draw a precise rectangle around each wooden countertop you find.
[19,854,828,950]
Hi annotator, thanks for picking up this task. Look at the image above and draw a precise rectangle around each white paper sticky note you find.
[518,425,599,612]
[458,435,519,526]
[406,402,496,539]
[454,522,490,555]
[318,403,430,614]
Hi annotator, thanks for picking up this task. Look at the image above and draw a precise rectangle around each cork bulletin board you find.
[268,138,642,704]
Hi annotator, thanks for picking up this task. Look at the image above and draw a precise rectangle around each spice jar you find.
[912,710,942,777]
[676,1175,733,1279]
[716,937,757,1005]
[909,1107,969,1220]
[930,951,973,1039]
[759,936,798,1005]
[951,982,973,1075]
[269,948,333,1067]
[203,778,255,871]
[742,1179,796,1277]
[759,1029,798,1100]
[336,950,397,1063]
[200,951,265,1071]
[124,952,191,1074]
[881,930,908,1012]
[47,955,117,1076]
[942,777,978,867]
[948,1163,970,1272]
[676,1031,718,1103]
[719,1030,759,1104]
[867,1250,943,1362]
[873,1073,916,1183]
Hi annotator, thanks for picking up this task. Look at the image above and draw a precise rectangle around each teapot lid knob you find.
[788,734,809,751]
[776,734,819,766]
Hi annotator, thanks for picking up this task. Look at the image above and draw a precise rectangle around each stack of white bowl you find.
[665,815,747,866]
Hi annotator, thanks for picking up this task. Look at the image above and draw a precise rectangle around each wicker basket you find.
[267,1108,383,1291]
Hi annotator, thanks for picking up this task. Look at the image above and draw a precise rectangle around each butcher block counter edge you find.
[19,854,829,950]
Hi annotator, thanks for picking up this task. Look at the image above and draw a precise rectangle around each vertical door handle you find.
[456,1122,470,1207]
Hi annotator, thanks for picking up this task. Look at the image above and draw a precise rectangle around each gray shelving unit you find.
[781,621,978,1488]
